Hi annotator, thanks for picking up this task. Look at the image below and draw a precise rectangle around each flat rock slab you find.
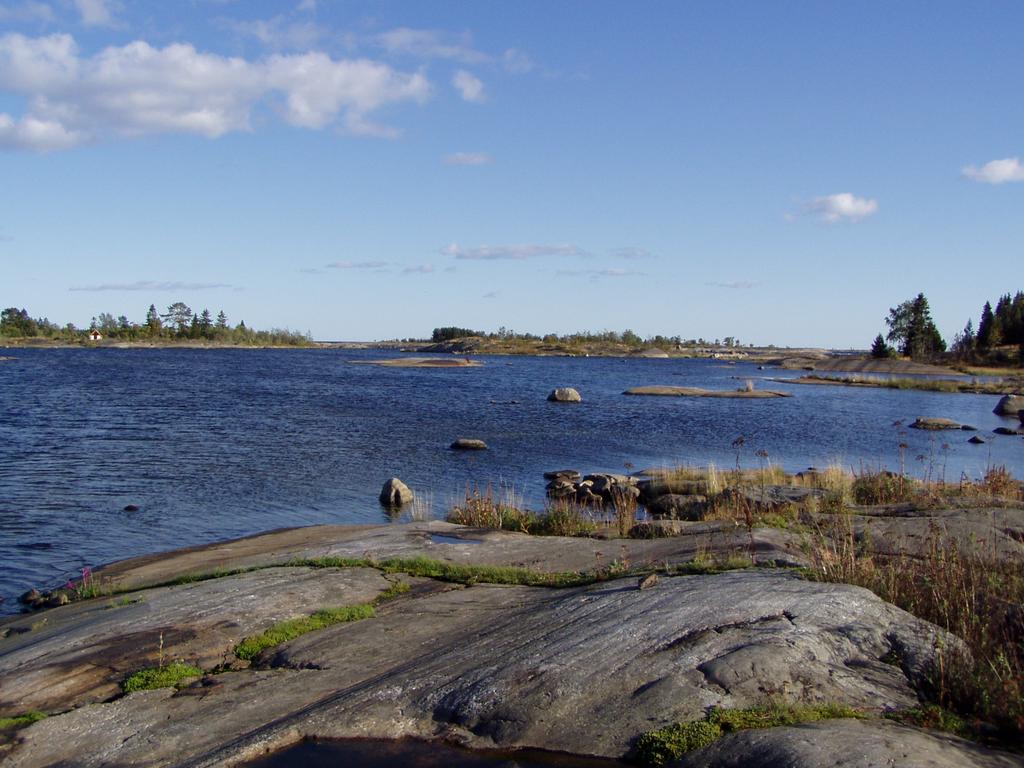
[349,357,483,367]
[674,718,1023,768]
[624,386,790,398]
[76,521,808,594]
[4,571,946,767]
[0,567,391,715]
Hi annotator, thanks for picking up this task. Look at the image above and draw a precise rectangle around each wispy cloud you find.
[325,260,389,269]
[452,69,485,103]
[483,290,498,299]
[444,151,492,166]
[442,243,587,260]
[0,2,55,23]
[221,16,325,50]
[72,0,119,27]
[502,48,533,74]
[802,192,878,223]
[705,280,760,289]
[962,157,1024,185]
[402,264,434,274]
[375,27,489,65]
[557,268,644,278]
[610,246,652,260]
[0,32,431,151]
[69,280,233,292]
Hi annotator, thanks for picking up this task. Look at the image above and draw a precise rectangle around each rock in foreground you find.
[379,477,414,506]
[994,394,1024,417]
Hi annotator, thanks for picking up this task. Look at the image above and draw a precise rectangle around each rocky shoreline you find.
[2,484,1023,767]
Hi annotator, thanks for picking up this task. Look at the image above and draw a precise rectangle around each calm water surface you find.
[1,348,1021,612]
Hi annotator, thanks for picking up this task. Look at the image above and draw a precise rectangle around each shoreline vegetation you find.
[1,303,313,348]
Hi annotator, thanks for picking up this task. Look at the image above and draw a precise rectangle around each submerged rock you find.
[543,469,582,482]
[909,417,963,430]
[450,438,488,450]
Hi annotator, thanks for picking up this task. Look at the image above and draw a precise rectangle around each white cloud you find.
[325,260,389,269]
[804,192,878,223]
[69,280,233,291]
[444,151,491,166]
[375,27,489,64]
[962,157,1024,185]
[705,280,760,289]
[73,0,118,27]
[402,264,433,274]
[0,33,432,150]
[442,243,587,260]
[0,113,80,150]
[297,0,315,10]
[0,2,54,23]
[452,69,485,103]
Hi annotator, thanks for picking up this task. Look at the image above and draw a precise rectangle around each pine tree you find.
[977,301,998,349]
[145,304,162,336]
[870,334,889,358]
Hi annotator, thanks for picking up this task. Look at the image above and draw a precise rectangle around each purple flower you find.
[81,566,92,583]
[66,580,75,591]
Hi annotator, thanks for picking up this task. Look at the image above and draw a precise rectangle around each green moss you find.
[122,662,203,693]
[0,711,47,730]
[234,603,376,661]
[635,720,723,766]
[634,704,865,766]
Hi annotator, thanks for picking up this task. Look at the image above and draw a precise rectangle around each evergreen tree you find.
[199,309,212,336]
[885,293,945,360]
[977,301,998,349]
[950,319,975,361]
[145,304,162,336]
[870,334,890,358]
[215,310,228,329]
[162,302,193,335]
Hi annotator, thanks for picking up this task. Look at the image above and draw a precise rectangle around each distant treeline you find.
[0,302,312,346]
[430,326,746,348]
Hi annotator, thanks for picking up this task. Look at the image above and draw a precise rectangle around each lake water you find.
[1,348,1021,612]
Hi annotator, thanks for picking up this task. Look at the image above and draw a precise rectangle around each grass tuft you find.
[0,711,47,730]
[234,604,376,661]
[122,662,203,693]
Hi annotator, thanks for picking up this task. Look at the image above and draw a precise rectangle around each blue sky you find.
[1,1,1021,346]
